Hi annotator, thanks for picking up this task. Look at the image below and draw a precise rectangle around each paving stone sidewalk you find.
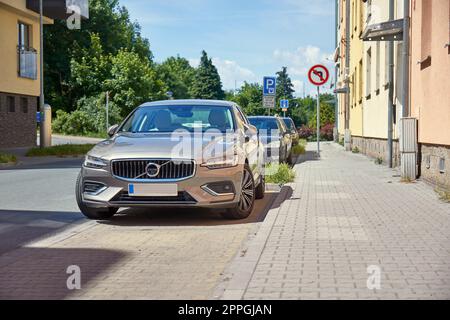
[216,142,450,300]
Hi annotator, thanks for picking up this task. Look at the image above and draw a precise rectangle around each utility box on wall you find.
[399,117,418,180]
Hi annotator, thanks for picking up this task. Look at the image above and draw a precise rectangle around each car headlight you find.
[202,155,239,169]
[84,155,108,169]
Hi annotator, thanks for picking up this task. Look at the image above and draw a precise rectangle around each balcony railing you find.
[17,46,38,80]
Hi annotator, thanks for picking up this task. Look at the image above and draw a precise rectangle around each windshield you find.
[120,105,235,133]
[248,118,279,131]
[283,118,295,131]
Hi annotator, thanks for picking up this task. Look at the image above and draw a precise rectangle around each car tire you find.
[76,172,118,220]
[255,174,265,200]
[221,164,255,220]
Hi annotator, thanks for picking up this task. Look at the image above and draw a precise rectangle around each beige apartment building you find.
[410,0,450,190]
[335,0,450,190]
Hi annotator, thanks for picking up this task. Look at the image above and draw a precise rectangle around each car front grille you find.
[111,159,195,181]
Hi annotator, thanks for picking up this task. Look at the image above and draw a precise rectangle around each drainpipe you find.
[345,0,351,148]
[334,0,339,141]
[402,0,410,117]
[387,0,394,168]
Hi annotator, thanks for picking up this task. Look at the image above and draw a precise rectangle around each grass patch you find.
[374,157,383,165]
[52,131,109,139]
[265,163,296,185]
[26,144,95,157]
[0,152,17,164]
[352,146,360,154]
[435,188,450,203]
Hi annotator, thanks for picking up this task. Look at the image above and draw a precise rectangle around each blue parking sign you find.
[280,100,289,109]
[263,77,276,96]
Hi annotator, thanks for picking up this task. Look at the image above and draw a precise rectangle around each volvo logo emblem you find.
[145,163,160,178]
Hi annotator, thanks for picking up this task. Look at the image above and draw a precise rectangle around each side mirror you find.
[107,124,119,137]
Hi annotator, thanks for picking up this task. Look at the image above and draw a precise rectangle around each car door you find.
[234,106,260,179]
[277,119,292,161]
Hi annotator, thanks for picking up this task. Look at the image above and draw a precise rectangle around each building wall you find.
[0,1,52,148]
[0,92,37,148]
[348,0,364,137]
[410,0,450,190]
[0,0,51,97]
[336,0,347,139]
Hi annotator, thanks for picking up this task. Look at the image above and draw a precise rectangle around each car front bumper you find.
[80,164,244,209]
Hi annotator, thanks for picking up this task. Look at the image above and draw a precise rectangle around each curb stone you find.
[212,182,295,300]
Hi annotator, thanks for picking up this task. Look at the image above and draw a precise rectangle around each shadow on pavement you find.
[296,150,320,164]
[0,210,82,255]
[99,192,282,227]
[0,247,126,300]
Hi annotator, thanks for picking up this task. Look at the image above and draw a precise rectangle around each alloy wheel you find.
[239,169,255,212]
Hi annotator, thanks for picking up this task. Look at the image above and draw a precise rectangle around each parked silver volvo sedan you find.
[76,100,265,220]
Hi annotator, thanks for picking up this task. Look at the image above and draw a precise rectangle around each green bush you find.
[53,93,122,136]
[0,152,17,164]
[352,146,360,154]
[265,163,296,185]
[291,144,306,156]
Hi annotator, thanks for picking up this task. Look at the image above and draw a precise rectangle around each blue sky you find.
[120,0,335,96]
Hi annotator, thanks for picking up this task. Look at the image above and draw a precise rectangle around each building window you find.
[440,157,446,174]
[21,97,28,113]
[421,0,432,59]
[366,48,372,99]
[18,22,31,49]
[17,22,37,79]
[7,96,15,113]
[359,59,363,103]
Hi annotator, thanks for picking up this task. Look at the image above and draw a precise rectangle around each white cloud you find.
[273,45,333,77]
[273,45,334,96]
[189,57,258,91]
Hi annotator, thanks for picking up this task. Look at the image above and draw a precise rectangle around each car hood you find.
[89,132,238,161]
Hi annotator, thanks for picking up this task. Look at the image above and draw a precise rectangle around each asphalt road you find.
[0,160,278,299]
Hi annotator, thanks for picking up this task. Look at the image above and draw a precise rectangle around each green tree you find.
[70,33,112,98]
[276,67,295,101]
[106,49,167,116]
[43,0,153,111]
[191,51,225,100]
[308,98,336,129]
[156,56,196,99]
[229,82,265,116]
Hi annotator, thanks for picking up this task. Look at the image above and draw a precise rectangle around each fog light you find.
[84,182,106,195]
[202,181,235,196]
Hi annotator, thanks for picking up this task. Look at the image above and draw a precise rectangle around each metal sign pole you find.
[39,0,45,148]
[317,86,320,156]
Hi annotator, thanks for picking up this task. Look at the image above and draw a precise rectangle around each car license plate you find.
[128,184,178,197]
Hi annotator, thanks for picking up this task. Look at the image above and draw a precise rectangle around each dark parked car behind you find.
[248,116,292,164]
[282,117,300,146]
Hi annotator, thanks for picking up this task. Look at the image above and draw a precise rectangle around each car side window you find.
[234,107,247,128]
[277,119,287,133]
[235,106,249,125]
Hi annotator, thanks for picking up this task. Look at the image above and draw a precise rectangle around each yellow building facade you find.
[0,0,52,148]
[336,0,405,164]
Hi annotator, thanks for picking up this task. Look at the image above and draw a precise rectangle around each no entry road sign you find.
[308,64,330,86]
